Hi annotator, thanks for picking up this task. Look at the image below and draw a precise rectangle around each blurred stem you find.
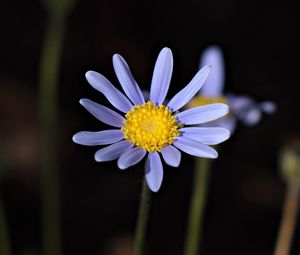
[0,144,11,255]
[274,182,300,255]
[38,10,68,255]
[134,178,151,255]
[183,158,212,255]
[0,195,11,255]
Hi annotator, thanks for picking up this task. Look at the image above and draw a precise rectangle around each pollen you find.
[122,101,181,152]
[187,94,228,108]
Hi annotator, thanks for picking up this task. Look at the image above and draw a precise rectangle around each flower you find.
[72,47,230,192]
[188,46,276,133]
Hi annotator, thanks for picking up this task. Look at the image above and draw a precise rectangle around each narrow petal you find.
[145,152,163,192]
[227,94,254,112]
[200,46,225,97]
[239,107,262,126]
[113,54,145,105]
[228,95,261,126]
[85,71,132,113]
[180,127,230,145]
[150,47,173,105]
[72,130,124,146]
[173,137,218,158]
[94,140,133,162]
[161,145,181,167]
[80,99,125,127]
[214,117,237,134]
[177,103,229,125]
[117,147,146,170]
[167,65,211,111]
[260,101,276,114]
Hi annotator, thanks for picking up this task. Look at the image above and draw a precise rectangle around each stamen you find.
[122,102,181,152]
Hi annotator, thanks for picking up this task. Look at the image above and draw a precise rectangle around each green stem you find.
[134,178,151,255]
[39,11,67,255]
[274,182,300,255]
[0,194,11,255]
[183,158,212,255]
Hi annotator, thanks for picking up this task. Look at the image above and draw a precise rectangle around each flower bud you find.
[280,141,300,184]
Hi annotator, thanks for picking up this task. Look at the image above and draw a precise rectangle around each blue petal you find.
[150,47,173,105]
[227,94,254,112]
[85,71,132,113]
[180,127,230,145]
[94,140,133,162]
[80,99,125,127]
[200,46,225,97]
[167,65,211,111]
[72,130,124,146]
[173,137,218,158]
[177,103,229,125]
[240,108,262,126]
[117,147,146,170]
[113,54,145,105]
[145,152,163,192]
[260,101,276,114]
[228,94,261,126]
[161,145,181,167]
[213,117,237,134]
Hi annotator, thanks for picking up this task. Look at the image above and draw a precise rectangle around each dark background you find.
[1,0,299,254]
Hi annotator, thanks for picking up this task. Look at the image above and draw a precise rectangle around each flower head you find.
[189,45,276,133]
[72,47,230,192]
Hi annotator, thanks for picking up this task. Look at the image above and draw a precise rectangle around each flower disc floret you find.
[122,101,181,152]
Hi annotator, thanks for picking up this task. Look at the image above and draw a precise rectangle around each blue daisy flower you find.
[189,46,276,133]
[72,47,230,192]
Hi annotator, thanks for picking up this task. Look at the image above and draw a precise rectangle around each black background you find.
[1,0,300,254]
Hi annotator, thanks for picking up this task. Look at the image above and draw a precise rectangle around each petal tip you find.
[79,98,87,105]
[94,153,102,162]
[211,154,218,159]
[148,185,160,192]
[161,47,171,52]
[202,64,212,71]
[224,129,231,141]
[212,150,219,158]
[260,101,277,114]
[72,134,78,143]
[146,177,161,192]
[206,150,218,159]
[159,47,173,59]
[218,103,230,115]
[117,162,126,170]
[202,46,223,60]
[224,103,230,113]
[117,159,128,170]
[85,70,94,78]
[94,156,100,162]
[170,162,180,168]
[112,53,122,62]
[202,65,212,76]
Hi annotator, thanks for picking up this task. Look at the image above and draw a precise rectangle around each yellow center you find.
[122,101,181,152]
[187,95,228,108]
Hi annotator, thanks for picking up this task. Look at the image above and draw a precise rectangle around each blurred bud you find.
[41,0,75,16]
[279,141,300,184]
[0,142,9,180]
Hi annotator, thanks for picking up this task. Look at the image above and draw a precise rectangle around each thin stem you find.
[134,178,151,255]
[0,194,11,255]
[274,182,300,255]
[183,158,212,255]
[39,12,67,255]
